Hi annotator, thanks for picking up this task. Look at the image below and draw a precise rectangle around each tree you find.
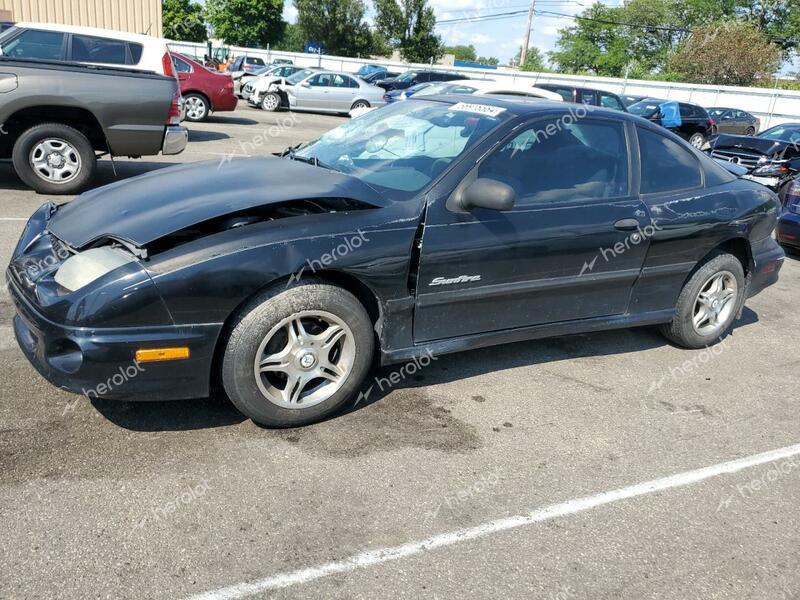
[294,0,375,57]
[513,46,547,71]
[476,56,500,67]
[162,0,207,42]
[206,0,285,48]
[443,45,477,62]
[549,2,629,76]
[374,0,443,63]
[667,21,782,85]
[274,22,306,53]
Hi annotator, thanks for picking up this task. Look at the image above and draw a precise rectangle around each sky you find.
[282,0,624,65]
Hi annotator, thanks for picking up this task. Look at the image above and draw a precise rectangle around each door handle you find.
[614,219,641,231]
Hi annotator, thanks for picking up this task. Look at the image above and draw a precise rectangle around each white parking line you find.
[0,217,27,221]
[184,443,800,600]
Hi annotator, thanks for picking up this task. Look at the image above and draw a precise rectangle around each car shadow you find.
[90,309,759,432]
[188,129,230,142]
[206,115,259,126]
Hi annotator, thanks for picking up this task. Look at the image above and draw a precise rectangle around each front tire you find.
[221,281,374,427]
[261,92,281,112]
[184,93,210,122]
[12,123,96,195]
[745,127,756,136]
[660,252,746,349]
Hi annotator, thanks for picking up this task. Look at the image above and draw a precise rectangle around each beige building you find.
[0,0,162,37]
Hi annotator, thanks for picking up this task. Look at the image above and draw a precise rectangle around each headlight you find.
[54,247,135,292]
[753,160,790,177]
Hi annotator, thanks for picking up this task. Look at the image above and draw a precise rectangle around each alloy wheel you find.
[692,271,738,337]
[185,96,207,120]
[254,311,356,410]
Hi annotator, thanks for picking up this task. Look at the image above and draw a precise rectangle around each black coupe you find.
[8,97,785,427]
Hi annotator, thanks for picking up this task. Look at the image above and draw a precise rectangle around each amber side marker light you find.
[135,347,191,363]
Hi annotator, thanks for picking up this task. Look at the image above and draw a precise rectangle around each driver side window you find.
[477,118,630,205]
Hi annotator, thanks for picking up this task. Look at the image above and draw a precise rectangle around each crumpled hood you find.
[709,134,793,157]
[48,156,385,249]
[251,75,285,92]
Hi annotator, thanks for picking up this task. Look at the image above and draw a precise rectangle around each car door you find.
[297,73,333,109]
[413,116,652,343]
[329,74,358,110]
[716,110,735,134]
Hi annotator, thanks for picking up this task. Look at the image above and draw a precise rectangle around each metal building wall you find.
[0,0,162,37]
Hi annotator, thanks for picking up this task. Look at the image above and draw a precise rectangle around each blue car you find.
[777,181,800,251]
[384,82,432,104]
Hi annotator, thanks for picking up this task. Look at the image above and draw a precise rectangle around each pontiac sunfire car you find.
[7,97,785,427]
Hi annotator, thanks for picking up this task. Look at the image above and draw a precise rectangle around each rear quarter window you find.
[71,34,130,64]
[638,127,703,194]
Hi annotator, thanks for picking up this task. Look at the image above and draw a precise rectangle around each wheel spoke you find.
[317,358,346,382]
[693,306,710,329]
[318,324,346,350]
[288,318,310,346]
[259,356,292,375]
[282,371,307,404]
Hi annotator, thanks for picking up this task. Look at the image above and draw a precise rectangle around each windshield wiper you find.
[279,145,339,172]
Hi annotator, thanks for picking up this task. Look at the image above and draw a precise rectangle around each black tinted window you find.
[71,35,128,64]
[1,29,65,60]
[479,119,630,205]
[129,43,143,63]
[580,91,597,105]
[638,128,702,194]
[600,93,625,111]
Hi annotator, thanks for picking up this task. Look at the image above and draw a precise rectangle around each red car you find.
[170,52,238,122]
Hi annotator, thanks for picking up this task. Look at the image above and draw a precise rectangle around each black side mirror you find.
[459,178,516,212]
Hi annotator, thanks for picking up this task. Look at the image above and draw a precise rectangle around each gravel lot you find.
[1,104,798,600]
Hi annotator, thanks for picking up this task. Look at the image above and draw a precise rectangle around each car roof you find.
[15,21,165,43]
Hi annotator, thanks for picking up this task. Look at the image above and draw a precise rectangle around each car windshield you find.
[295,99,512,199]
[286,69,315,84]
[396,71,417,82]
[708,109,728,119]
[628,100,663,118]
[758,125,800,144]
[416,83,478,97]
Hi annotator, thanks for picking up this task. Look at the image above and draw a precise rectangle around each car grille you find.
[710,149,764,169]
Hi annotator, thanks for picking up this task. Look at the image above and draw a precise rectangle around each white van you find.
[0,22,176,77]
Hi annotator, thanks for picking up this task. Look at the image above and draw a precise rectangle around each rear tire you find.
[351,100,370,111]
[184,93,210,122]
[660,252,746,349]
[12,123,96,195]
[221,281,374,427]
[745,127,756,136]
[689,132,706,149]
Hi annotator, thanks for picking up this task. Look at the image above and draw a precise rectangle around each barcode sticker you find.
[449,102,507,118]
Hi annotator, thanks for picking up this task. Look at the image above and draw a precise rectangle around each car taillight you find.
[167,88,182,125]
[708,118,715,127]
[163,52,175,78]
[787,180,800,214]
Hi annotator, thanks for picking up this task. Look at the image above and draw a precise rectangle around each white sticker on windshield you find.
[449,102,507,118]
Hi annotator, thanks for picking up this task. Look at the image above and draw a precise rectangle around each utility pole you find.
[519,0,536,67]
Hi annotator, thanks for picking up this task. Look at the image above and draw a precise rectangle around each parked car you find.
[8,97,784,428]
[383,82,434,104]
[621,94,647,107]
[537,84,628,112]
[226,55,266,77]
[628,98,714,148]
[360,70,400,84]
[170,53,237,122]
[777,180,800,251]
[706,123,800,202]
[376,70,465,92]
[269,70,386,114]
[0,57,186,194]
[230,64,269,96]
[357,64,387,76]
[707,108,760,136]
[410,80,563,102]
[0,22,176,77]
[245,65,314,109]
[271,58,293,66]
